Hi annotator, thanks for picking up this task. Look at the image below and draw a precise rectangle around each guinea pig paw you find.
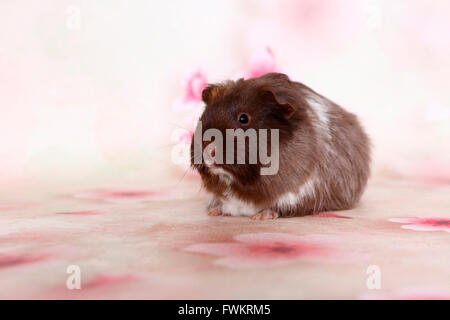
[251,210,279,221]
[207,210,223,216]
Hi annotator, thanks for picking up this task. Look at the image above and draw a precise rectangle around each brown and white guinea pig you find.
[190,72,371,220]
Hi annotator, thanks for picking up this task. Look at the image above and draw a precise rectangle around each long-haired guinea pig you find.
[190,72,371,220]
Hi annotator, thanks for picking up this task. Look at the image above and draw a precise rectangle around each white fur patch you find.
[207,191,260,217]
[208,165,260,216]
[275,173,317,209]
[274,92,333,212]
[305,94,331,141]
[206,166,261,216]
[305,93,336,160]
[275,192,298,208]
[221,195,262,217]
[208,166,233,184]
[298,175,316,199]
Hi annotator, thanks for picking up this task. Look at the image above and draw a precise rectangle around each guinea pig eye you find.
[238,113,250,125]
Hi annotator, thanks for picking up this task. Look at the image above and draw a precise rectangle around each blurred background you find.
[1,0,450,190]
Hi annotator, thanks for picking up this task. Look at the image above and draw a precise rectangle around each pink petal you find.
[57,210,106,215]
[402,225,450,232]
[389,218,419,224]
[417,215,450,220]
[184,243,247,256]
[213,248,344,269]
[234,232,333,246]
[0,252,48,269]
[316,212,352,219]
[389,216,450,232]
[83,274,137,289]
[214,256,297,269]
[173,69,208,111]
[184,70,207,101]
[234,232,303,244]
[244,47,277,79]
[184,233,355,269]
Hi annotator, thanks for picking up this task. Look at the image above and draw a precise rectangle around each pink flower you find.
[242,47,277,79]
[184,233,352,269]
[315,212,352,219]
[173,69,208,111]
[389,217,450,232]
[177,130,194,144]
[74,189,162,203]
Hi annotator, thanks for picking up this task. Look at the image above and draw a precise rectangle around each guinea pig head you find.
[190,73,308,188]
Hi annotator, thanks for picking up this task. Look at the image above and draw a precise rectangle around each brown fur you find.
[191,73,371,217]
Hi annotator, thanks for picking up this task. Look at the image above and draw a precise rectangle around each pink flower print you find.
[243,47,277,79]
[53,273,138,299]
[389,217,450,233]
[315,212,352,219]
[184,233,351,269]
[74,189,162,203]
[56,210,106,215]
[173,69,208,111]
[83,274,137,289]
[0,251,48,269]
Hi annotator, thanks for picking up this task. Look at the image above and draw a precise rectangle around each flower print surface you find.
[389,217,450,232]
[56,210,106,215]
[74,189,162,203]
[184,233,352,269]
[83,274,137,289]
[0,252,48,269]
[315,212,352,219]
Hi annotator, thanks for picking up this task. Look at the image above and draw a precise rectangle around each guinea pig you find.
[190,72,371,220]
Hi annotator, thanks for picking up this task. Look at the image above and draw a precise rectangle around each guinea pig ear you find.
[261,88,295,119]
[202,85,220,105]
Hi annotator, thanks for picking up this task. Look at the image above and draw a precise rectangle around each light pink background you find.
[1,0,449,188]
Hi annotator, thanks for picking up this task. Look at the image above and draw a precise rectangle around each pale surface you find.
[1,177,449,300]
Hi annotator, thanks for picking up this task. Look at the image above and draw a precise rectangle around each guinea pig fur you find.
[190,73,371,220]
